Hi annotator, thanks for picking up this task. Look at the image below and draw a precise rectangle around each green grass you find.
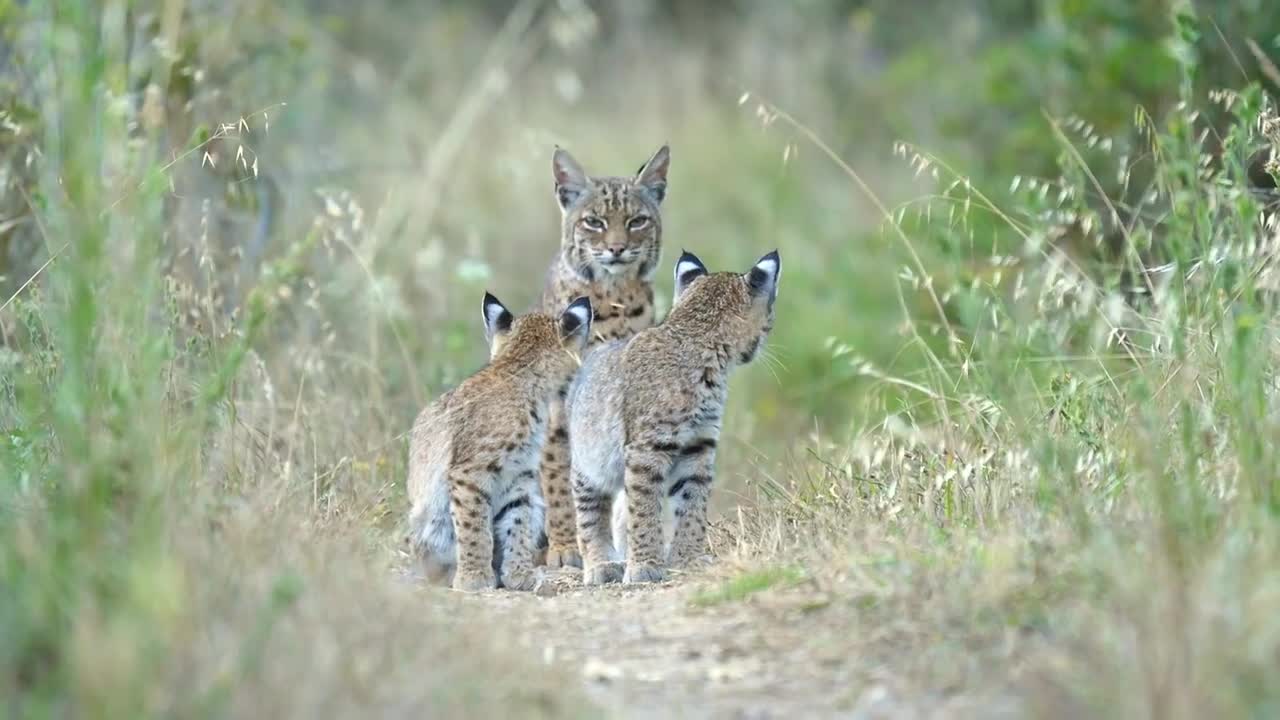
[691,565,807,607]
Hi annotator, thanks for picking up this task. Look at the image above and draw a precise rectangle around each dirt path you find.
[420,568,929,720]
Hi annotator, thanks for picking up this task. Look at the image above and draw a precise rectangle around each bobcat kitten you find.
[567,249,780,584]
[406,292,592,592]
[536,144,670,568]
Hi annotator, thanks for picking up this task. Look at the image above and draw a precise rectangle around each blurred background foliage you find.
[4,1,1278,443]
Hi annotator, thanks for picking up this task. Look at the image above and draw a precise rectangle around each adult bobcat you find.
[536,145,670,567]
[406,292,592,592]
[566,250,780,584]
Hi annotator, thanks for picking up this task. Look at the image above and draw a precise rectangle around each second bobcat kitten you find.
[536,145,670,567]
[567,250,780,585]
[406,293,592,592]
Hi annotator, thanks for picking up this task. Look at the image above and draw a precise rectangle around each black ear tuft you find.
[747,250,781,301]
[674,249,708,296]
[560,296,592,338]
[482,291,514,341]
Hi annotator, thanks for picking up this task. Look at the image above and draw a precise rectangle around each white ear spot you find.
[676,258,705,280]
[482,292,513,340]
[561,297,592,337]
[484,302,506,328]
[566,304,590,329]
[754,257,779,277]
[747,250,781,300]
[674,250,708,295]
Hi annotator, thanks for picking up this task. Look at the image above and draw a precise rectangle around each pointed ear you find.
[559,296,592,344]
[482,291,514,345]
[674,250,708,297]
[746,250,781,305]
[553,147,589,211]
[634,144,670,204]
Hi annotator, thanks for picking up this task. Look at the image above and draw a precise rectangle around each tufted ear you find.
[553,147,590,211]
[559,296,592,345]
[634,144,670,205]
[482,291,514,346]
[746,250,781,306]
[674,249,708,297]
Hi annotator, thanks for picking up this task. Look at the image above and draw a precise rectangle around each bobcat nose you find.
[607,246,626,258]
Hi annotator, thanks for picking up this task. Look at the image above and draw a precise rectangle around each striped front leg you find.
[449,467,497,592]
[538,399,581,568]
[574,468,623,585]
[622,444,674,584]
[666,437,717,568]
[493,471,544,591]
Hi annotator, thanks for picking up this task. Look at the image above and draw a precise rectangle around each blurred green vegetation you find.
[5,0,1277,432]
[3,0,1280,716]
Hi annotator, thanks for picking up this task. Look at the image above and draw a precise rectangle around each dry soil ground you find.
[415,567,1023,720]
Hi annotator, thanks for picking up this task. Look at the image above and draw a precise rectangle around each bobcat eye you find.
[580,216,606,232]
[627,215,651,231]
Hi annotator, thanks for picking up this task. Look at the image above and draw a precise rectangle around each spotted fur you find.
[566,250,780,584]
[406,293,592,592]
[536,145,670,568]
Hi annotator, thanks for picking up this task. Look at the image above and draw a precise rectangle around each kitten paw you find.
[452,571,497,593]
[544,545,583,569]
[583,561,624,586]
[500,565,544,592]
[623,562,667,584]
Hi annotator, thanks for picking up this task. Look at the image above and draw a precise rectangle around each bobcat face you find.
[569,180,658,275]
[553,146,669,279]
